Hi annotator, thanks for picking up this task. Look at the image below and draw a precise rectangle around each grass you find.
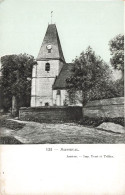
[0,118,26,130]
[0,136,22,144]
[0,114,124,144]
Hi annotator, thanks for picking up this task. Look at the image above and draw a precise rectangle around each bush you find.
[79,117,124,127]
[0,119,25,130]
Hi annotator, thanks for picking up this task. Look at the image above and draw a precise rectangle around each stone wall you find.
[19,97,124,123]
[19,106,83,123]
[83,97,124,118]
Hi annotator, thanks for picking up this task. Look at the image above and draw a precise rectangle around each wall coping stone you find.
[20,106,82,110]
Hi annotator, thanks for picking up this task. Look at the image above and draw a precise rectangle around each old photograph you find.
[0,0,124,144]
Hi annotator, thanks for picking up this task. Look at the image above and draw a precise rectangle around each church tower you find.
[31,24,65,107]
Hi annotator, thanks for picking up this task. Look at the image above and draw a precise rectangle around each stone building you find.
[31,24,81,107]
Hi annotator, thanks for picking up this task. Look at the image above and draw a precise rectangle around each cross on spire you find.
[51,11,53,24]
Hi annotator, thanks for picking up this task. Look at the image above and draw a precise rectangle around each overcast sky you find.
[0,0,124,64]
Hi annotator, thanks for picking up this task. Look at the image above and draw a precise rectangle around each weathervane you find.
[51,11,53,24]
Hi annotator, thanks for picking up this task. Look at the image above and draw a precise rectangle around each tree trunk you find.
[82,91,88,107]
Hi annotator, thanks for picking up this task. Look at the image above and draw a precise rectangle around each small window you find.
[48,49,51,53]
[57,90,61,95]
[45,102,49,106]
[45,63,50,72]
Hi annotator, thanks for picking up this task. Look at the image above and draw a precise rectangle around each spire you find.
[51,11,53,24]
[37,24,65,62]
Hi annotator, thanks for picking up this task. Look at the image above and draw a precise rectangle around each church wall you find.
[53,90,67,106]
[31,78,36,96]
[52,90,57,105]
[36,77,54,97]
[31,60,64,107]
[31,64,37,107]
[53,90,82,106]
[31,77,55,106]
[32,64,37,77]
[36,60,62,77]
[31,96,36,107]
[60,90,67,105]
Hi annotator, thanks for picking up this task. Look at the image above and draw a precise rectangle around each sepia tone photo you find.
[0,0,124,144]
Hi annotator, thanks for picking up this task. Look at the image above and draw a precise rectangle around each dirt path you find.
[1,120,125,144]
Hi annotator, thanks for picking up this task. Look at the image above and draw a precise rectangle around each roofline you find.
[53,86,69,90]
[37,23,65,62]
[52,63,74,90]
[52,63,68,90]
[36,57,65,62]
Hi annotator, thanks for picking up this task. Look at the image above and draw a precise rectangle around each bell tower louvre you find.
[31,24,65,107]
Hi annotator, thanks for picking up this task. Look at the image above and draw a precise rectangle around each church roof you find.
[37,24,65,62]
[52,63,74,90]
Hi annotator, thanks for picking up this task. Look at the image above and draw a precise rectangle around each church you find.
[31,23,81,107]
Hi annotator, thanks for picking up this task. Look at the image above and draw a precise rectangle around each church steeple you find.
[31,23,66,107]
[37,24,65,62]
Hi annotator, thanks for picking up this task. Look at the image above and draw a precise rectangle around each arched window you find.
[48,49,51,53]
[45,102,49,106]
[45,63,50,72]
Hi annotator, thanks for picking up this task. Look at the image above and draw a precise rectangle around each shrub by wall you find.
[79,117,124,127]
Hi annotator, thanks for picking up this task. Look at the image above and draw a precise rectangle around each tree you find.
[109,34,124,97]
[1,54,37,112]
[66,47,116,106]
[109,34,124,77]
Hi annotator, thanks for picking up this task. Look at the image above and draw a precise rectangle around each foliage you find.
[79,117,124,127]
[109,34,124,75]
[66,46,115,106]
[113,79,124,97]
[1,54,37,111]
[0,118,25,130]
[109,34,124,97]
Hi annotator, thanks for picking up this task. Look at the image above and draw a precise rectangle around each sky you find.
[0,0,124,64]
